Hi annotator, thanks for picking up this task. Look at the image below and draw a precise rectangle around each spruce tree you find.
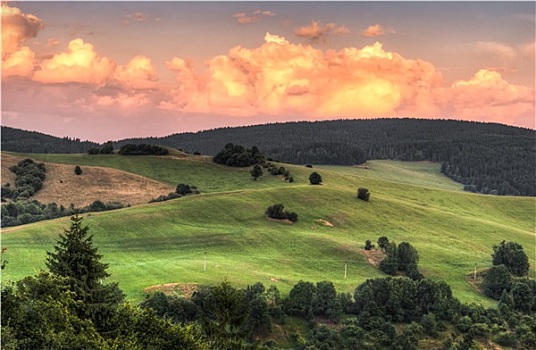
[46,214,124,332]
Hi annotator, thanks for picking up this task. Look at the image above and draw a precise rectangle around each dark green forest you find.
[2,119,535,196]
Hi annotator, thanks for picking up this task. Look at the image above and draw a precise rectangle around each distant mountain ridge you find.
[2,118,535,196]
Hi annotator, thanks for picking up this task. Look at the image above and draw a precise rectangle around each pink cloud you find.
[113,55,159,90]
[1,3,43,58]
[233,10,274,24]
[361,24,395,37]
[33,38,116,84]
[162,34,443,118]
[2,46,35,78]
[294,21,349,42]
[439,69,534,125]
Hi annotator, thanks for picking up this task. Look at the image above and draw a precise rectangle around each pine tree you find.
[46,214,124,332]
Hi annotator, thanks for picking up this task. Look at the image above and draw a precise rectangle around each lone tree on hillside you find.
[74,165,83,175]
[46,214,124,331]
[492,241,530,276]
[357,188,370,201]
[309,172,322,185]
[250,164,263,181]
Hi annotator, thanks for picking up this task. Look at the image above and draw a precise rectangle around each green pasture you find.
[2,154,534,308]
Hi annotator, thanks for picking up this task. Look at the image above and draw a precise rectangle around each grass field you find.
[2,153,534,308]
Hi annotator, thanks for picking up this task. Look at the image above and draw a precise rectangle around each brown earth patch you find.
[1,153,20,187]
[315,219,333,227]
[360,248,386,267]
[144,283,198,298]
[1,153,174,207]
[265,217,294,224]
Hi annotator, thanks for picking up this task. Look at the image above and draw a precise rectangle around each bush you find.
[74,166,82,175]
[309,172,322,185]
[265,203,298,222]
[176,183,192,195]
[365,240,374,250]
[483,265,512,300]
[357,188,370,201]
[492,241,530,276]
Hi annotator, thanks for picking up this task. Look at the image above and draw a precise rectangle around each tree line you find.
[3,119,535,195]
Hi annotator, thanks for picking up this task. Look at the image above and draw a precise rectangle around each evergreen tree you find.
[309,172,322,185]
[250,164,263,181]
[46,214,124,332]
[492,241,530,276]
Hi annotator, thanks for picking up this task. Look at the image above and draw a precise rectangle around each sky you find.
[1,1,535,143]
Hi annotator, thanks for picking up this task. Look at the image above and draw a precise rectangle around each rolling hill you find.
[1,152,534,307]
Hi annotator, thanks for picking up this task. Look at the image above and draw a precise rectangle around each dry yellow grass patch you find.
[1,153,19,186]
[1,153,174,207]
[144,283,198,298]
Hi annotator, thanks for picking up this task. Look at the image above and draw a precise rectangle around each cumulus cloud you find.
[113,55,159,90]
[294,21,349,42]
[1,3,43,58]
[441,69,534,124]
[162,33,443,118]
[2,46,35,78]
[33,38,116,84]
[361,24,395,37]
[233,10,274,24]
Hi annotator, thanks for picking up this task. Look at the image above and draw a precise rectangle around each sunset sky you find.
[2,1,535,143]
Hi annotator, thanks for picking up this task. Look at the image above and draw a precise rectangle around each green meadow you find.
[2,153,534,307]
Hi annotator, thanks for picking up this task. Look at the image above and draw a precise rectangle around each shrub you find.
[365,240,374,250]
[357,188,370,201]
[483,265,512,299]
[309,172,322,185]
[492,241,530,276]
[176,183,192,195]
[74,166,82,175]
[265,204,298,222]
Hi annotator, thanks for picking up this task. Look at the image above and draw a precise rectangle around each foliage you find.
[213,143,264,167]
[309,172,322,185]
[74,165,83,175]
[6,158,46,200]
[483,265,512,300]
[364,240,374,250]
[379,240,422,279]
[264,203,298,222]
[492,241,530,276]
[378,236,389,251]
[0,272,108,349]
[118,144,169,156]
[250,164,263,181]
[46,214,125,332]
[357,188,370,201]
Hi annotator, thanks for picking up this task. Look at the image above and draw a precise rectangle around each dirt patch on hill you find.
[1,153,20,186]
[360,249,386,267]
[144,283,198,298]
[265,217,294,224]
[315,219,334,227]
[1,153,174,207]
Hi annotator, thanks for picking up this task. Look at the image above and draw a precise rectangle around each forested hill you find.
[1,126,98,154]
[2,119,535,196]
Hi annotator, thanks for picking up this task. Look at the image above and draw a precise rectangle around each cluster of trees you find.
[1,199,125,228]
[88,141,114,155]
[150,183,199,203]
[482,241,534,313]
[118,144,169,156]
[265,203,298,223]
[213,143,264,167]
[377,238,423,280]
[3,217,535,349]
[2,159,46,201]
[259,162,294,182]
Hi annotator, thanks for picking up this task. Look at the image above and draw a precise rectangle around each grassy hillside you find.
[2,153,534,308]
